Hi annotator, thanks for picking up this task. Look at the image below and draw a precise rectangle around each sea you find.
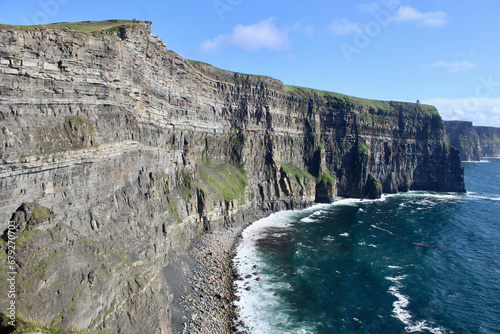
[233,158,500,334]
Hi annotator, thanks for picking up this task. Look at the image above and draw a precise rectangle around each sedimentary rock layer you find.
[444,120,500,161]
[0,21,464,333]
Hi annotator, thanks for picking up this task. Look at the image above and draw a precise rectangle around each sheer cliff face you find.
[0,23,464,333]
[445,121,500,161]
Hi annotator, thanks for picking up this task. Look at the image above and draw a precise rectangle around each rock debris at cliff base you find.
[0,20,465,334]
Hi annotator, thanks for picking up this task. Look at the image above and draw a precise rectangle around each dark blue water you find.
[234,159,500,333]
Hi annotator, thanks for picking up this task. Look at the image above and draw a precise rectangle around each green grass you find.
[281,163,314,180]
[0,19,147,35]
[318,170,336,184]
[196,164,247,202]
[14,229,41,248]
[283,85,439,117]
[187,59,282,89]
[27,203,54,224]
[0,312,112,334]
[358,144,369,153]
[480,137,500,144]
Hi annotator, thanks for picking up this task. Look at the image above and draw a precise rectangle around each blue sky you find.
[2,0,500,126]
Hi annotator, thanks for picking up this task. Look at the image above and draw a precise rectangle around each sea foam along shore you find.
[167,202,314,334]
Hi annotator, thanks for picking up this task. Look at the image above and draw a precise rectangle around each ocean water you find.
[233,159,500,333]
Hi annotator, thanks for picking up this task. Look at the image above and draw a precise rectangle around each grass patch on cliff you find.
[358,144,370,154]
[196,164,247,202]
[318,170,336,184]
[0,19,147,35]
[0,313,112,334]
[283,85,439,117]
[27,203,54,224]
[281,163,314,180]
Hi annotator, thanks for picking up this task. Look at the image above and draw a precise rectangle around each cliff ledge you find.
[0,20,464,333]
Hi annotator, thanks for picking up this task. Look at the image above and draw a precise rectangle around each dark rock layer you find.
[444,120,500,161]
[0,22,464,333]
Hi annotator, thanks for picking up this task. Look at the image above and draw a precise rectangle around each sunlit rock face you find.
[0,22,464,333]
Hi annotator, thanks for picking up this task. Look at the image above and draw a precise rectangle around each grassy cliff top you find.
[0,19,148,35]
[188,59,284,91]
[0,19,438,117]
[282,85,439,116]
[189,59,438,116]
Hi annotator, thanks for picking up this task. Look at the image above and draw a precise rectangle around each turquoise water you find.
[234,159,500,333]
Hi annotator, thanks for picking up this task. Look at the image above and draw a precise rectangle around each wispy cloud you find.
[327,18,362,36]
[328,3,448,39]
[428,60,476,73]
[357,2,381,12]
[393,6,448,27]
[424,98,500,127]
[200,18,290,52]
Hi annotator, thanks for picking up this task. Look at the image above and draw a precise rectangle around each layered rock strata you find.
[444,120,500,161]
[0,21,464,333]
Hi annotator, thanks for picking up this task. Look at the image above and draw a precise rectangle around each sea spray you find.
[233,159,500,333]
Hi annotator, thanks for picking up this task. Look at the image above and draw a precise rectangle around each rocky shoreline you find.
[0,22,465,333]
[167,221,250,333]
[169,203,310,334]
[179,226,242,333]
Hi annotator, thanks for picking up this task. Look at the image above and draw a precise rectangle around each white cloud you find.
[393,5,448,27]
[423,98,500,127]
[292,22,315,37]
[357,3,381,12]
[327,18,362,36]
[200,18,290,52]
[428,60,476,73]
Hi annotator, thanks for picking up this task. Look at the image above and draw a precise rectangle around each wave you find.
[358,241,378,248]
[385,274,448,334]
[463,159,491,163]
[466,194,500,201]
[233,208,321,333]
[371,224,397,236]
[300,217,316,223]
[403,191,463,201]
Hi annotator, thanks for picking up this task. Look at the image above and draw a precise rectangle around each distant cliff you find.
[444,121,500,161]
[0,21,464,333]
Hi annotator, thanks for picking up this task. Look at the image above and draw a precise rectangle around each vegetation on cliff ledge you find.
[282,85,439,117]
[0,313,111,334]
[0,19,147,35]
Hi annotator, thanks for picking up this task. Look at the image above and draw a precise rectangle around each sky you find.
[1,0,500,127]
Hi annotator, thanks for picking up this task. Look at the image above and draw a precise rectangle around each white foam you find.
[371,224,396,236]
[300,217,316,223]
[388,265,403,269]
[233,208,320,333]
[401,191,462,201]
[467,194,500,201]
[385,275,448,333]
[463,159,491,163]
[323,235,335,242]
[358,241,378,248]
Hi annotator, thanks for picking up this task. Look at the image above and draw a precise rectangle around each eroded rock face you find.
[444,121,500,161]
[0,22,464,333]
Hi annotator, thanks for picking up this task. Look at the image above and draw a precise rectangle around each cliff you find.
[444,121,500,161]
[0,20,464,333]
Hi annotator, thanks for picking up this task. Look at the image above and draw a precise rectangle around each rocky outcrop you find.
[0,21,464,333]
[475,126,500,158]
[444,121,500,161]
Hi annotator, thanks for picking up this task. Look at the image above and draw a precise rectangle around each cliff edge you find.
[444,120,500,161]
[0,20,464,333]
